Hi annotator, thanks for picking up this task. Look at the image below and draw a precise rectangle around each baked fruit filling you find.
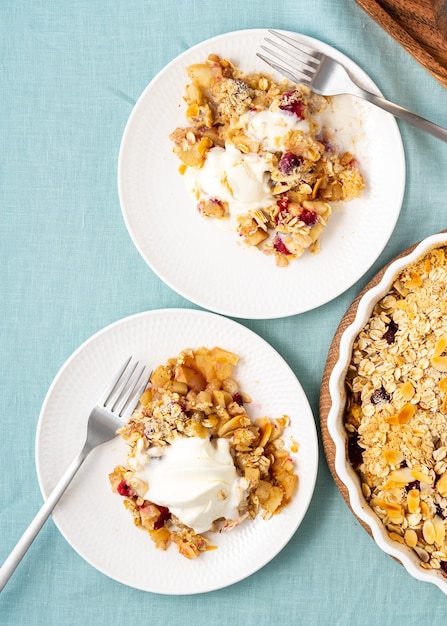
[170,54,364,267]
[110,346,298,559]
[345,246,447,575]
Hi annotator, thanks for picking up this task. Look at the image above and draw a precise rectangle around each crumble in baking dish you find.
[345,245,447,575]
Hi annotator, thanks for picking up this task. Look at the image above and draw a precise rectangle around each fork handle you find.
[356,87,447,142]
[0,446,90,593]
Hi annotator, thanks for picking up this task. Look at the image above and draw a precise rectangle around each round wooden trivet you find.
[319,239,422,536]
[355,0,447,91]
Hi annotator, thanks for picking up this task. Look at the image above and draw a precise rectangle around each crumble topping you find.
[170,54,364,267]
[110,346,298,559]
[344,244,447,574]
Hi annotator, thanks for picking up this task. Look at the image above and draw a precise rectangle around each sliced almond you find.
[404,529,418,548]
[407,489,420,513]
[434,337,447,358]
[422,519,436,544]
[432,355,447,372]
[436,471,447,497]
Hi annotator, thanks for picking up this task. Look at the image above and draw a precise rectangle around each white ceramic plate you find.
[118,29,405,319]
[35,309,318,594]
[327,232,447,595]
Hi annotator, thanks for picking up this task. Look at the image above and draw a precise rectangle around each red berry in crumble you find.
[279,91,306,119]
[117,480,134,497]
[153,505,171,530]
[278,152,303,175]
[273,234,291,256]
[299,208,318,227]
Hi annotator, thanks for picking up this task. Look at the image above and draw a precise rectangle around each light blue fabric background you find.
[2,0,447,624]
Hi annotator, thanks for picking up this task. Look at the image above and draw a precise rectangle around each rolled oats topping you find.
[109,346,298,559]
[170,54,364,267]
[344,245,447,575]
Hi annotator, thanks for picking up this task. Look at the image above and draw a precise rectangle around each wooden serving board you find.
[355,0,447,89]
[319,239,420,535]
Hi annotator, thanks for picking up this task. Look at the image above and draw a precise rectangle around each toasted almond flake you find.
[434,337,447,357]
[420,500,431,518]
[432,355,447,372]
[407,489,420,513]
[384,449,404,466]
[433,447,447,462]
[197,137,213,156]
[393,278,409,296]
[186,103,199,118]
[411,469,433,484]
[386,403,416,425]
[389,467,414,484]
[436,471,447,497]
[414,546,430,562]
[384,414,400,426]
[433,515,445,545]
[311,177,323,199]
[404,529,418,548]
[400,381,415,400]
[399,403,416,424]
[389,531,405,544]
[423,520,436,544]
[371,497,402,517]
[405,271,422,289]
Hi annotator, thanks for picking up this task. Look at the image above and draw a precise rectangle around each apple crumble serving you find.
[109,346,298,559]
[344,244,447,575]
[170,54,364,267]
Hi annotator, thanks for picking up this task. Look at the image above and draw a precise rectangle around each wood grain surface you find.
[355,0,447,89]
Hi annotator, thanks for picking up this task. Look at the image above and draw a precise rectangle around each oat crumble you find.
[344,245,447,574]
[109,346,298,559]
[170,54,364,267]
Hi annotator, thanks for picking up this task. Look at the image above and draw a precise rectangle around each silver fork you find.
[258,30,447,143]
[0,356,150,593]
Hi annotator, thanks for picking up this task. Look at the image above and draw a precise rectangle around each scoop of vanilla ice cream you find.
[185,108,313,218]
[186,143,273,214]
[134,436,244,534]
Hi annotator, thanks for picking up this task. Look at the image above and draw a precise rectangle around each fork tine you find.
[263,37,319,71]
[268,30,322,63]
[97,356,132,406]
[107,359,139,410]
[114,364,150,419]
[97,357,149,419]
[258,45,315,83]
[256,52,312,86]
